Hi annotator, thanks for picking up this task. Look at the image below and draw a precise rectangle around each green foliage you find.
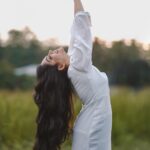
[92,38,150,87]
[112,59,150,87]
[0,28,150,89]
[0,88,150,150]
[0,91,37,150]
[111,87,150,150]
[14,75,36,90]
[3,28,46,67]
[111,87,150,142]
[92,37,109,71]
[0,61,35,89]
[0,61,16,89]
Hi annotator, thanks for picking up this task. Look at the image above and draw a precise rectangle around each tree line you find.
[0,27,150,89]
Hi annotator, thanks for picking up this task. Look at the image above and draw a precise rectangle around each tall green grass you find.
[0,87,150,150]
[0,90,37,150]
[111,87,150,150]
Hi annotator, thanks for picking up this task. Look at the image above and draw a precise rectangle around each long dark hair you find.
[33,64,74,150]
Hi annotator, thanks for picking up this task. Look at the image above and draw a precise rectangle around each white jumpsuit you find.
[67,11,112,150]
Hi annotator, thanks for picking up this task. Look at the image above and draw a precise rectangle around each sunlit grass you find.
[0,90,37,150]
[0,87,150,150]
[111,86,150,149]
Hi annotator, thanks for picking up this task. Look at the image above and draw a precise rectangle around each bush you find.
[0,87,150,150]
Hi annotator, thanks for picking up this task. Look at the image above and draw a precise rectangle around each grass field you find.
[0,87,150,150]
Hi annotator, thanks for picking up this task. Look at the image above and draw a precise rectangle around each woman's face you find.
[41,47,70,70]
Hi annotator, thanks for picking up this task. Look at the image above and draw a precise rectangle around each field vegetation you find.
[0,87,150,150]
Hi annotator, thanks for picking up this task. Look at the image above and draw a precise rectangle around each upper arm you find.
[68,11,93,72]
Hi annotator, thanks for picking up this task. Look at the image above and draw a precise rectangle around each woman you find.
[33,0,112,150]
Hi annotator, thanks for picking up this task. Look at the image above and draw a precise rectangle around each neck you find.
[65,55,70,68]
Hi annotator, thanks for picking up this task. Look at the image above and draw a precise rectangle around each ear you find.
[57,63,65,71]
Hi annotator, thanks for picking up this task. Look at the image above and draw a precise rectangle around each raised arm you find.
[74,0,84,15]
[68,0,93,72]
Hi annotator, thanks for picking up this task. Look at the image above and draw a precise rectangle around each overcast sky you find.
[0,0,150,45]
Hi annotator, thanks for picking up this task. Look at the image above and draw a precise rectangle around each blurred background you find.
[0,0,150,150]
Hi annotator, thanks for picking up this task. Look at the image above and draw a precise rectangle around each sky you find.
[0,0,150,45]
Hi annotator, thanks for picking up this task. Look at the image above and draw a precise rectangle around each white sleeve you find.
[68,11,93,72]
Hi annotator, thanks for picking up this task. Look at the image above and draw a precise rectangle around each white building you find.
[15,64,38,76]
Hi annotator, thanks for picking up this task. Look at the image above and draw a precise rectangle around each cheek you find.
[50,59,57,65]
[51,54,63,64]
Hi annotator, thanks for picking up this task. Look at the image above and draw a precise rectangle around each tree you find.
[92,37,109,72]
[4,27,45,67]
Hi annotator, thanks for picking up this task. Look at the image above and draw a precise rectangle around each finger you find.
[41,56,48,65]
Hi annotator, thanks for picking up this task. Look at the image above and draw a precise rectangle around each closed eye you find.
[54,49,58,54]
[48,55,52,59]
